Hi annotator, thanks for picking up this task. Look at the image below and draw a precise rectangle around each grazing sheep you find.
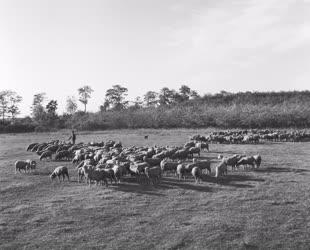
[236,156,255,169]
[191,167,202,183]
[26,143,38,151]
[222,154,244,171]
[215,161,227,178]
[144,166,162,185]
[50,166,70,181]
[39,150,53,161]
[253,154,262,168]
[54,150,72,161]
[184,141,195,148]
[15,160,36,173]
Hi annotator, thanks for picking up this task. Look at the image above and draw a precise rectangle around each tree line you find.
[0,85,309,133]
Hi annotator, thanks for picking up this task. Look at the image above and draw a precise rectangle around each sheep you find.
[77,167,85,183]
[176,163,186,180]
[50,166,70,182]
[184,141,195,148]
[189,147,201,158]
[26,143,38,151]
[82,165,108,187]
[236,156,255,169]
[129,162,148,184]
[39,150,53,161]
[15,160,36,173]
[200,142,209,151]
[172,148,189,160]
[143,156,161,166]
[253,154,262,168]
[112,165,123,183]
[192,159,211,174]
[99,168,116,184]
[160,159,178,175]
[191,167,202,183]
[144,166,162,185]
[54,150,72,161]
[26,159,37,171]
[215,161,227,178]
[45,145,59,153]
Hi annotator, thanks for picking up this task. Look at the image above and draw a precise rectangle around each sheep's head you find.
[50,172,56,180]
[30,161,36,169]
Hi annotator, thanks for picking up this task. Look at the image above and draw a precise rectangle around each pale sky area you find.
[1,0,310,116]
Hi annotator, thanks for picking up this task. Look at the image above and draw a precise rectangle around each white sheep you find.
[50,166,70,182]
[215,161,227,178]
[191,166,202,183]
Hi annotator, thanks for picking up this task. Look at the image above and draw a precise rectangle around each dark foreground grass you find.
[0,129,310,249]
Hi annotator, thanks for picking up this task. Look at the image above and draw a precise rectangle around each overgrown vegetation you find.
[0,87,309,133]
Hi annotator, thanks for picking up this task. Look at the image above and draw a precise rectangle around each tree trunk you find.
[84,103,86,113]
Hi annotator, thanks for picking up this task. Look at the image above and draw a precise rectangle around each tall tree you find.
[78,85,93,112]
[159,87,175,105]
[31,93,46,123]
[190,90,200,99]
[105,85,128,110]
[179,85,191,101]
[7,92,22,120]
[143,91,158,107]
[0,90,11,123]
[46,100,58,116]
[66,96,78,115]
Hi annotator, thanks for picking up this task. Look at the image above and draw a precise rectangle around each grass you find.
[0,129,310,249]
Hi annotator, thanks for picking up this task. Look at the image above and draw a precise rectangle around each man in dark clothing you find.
[68,130,76,144]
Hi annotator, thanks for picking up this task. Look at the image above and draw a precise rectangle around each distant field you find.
[0,129,310,249]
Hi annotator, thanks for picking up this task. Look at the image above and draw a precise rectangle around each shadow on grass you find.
[254,167,309,173]
[32,171,51,176]
[201,174,264,188]
[110,173,263,194]
[212,151,241,155]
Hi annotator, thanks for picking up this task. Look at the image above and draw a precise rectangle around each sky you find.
[1,0,310,116]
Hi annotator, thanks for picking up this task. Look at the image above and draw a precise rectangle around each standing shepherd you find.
[68,130,76,145]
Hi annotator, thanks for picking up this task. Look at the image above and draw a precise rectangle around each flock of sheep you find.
[15,135,262,186]
[195,129,310,144]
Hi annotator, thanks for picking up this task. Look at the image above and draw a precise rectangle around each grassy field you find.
[0,129,309,249]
